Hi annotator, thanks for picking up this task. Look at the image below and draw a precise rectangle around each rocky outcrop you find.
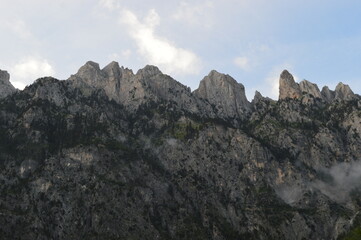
[252,90,263,104]
[321,86,335,102]
[194,70,250,120]
[69,62,214,116]
[72,61,107,84]
[70,62,360,114]
[299,79,322,98]
[0,69,16,98]
[68,61,132,101]
[136,64,162,77]
[279,71,358,104]
[279,70,302,100]
[68,61,361,120]
[335,82,356,101]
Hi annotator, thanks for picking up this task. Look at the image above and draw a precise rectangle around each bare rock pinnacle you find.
[0,69,16,98]
[279,70,302,100]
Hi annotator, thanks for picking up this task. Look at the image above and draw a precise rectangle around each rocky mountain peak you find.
[0,69,10,82]
[299,79,322,98]
[194,70,250,119]
[0,69,16,98]
[279,70,302,100]
[102,61,120,74]
[321,86,335,102]
[71,61,106,84]
[251,91,264,106]
[102,61,134,79]
[335,82,356,101]
[102,61,122,80]
[207,70,228,81]
[253,91,263,101]
[206,70,246,88]
[136,65,162,77]
[280,69,293,80]
[85,60,100,69]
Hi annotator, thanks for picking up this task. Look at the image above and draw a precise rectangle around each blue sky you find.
[1,0,361,99]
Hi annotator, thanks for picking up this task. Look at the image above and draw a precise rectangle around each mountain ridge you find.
[1,61,361,239]
[2,61,359,119]
[2,61,359,103]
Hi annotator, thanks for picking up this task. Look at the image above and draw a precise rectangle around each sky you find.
[1,0,361,100]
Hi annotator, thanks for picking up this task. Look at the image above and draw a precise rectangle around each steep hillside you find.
[0,62,361,239]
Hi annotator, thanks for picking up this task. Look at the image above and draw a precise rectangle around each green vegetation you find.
[169,121,204,140]
[339,213,361,240]
[341,227,361,240]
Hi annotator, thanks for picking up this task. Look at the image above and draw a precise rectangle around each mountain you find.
[0,69,16,99]
[1,61,361,239]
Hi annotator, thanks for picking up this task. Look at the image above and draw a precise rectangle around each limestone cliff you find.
[194,70,251,120]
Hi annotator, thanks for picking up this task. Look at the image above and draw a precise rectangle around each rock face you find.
[194,70,251,120]
[279,70,302,100]
[69,62,213,117]
[0,69,16,98]
[321,86,335,102]
[252,90,263,104]
[1,61,361,240]
[299,79,322,98]
[68,61,133,101]
[335,82,356,101]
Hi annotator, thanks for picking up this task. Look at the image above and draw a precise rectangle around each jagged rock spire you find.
[0,69,16,98]
[253,91,263,102]
[279,70,302,100]
[278,70,358,103]
[69,61,359,109]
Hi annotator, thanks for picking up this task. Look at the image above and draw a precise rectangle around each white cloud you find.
[10,81,27,90]
[119,8,202,75]
[10,57,55,89]
[234,57,250,71]
[173,1,214,28]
